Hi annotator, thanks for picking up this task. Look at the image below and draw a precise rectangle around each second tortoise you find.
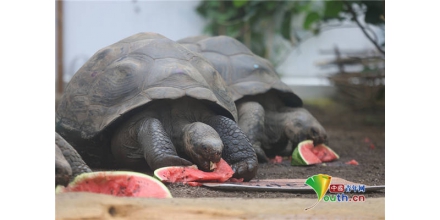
[179,35,328,162]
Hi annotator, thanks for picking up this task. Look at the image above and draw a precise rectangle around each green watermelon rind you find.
[291,140,339,166]
[153,165,199,182]
[55,171,172,198]
[291,140,317,166]
[291,144,305,165]
[153,167,167,181]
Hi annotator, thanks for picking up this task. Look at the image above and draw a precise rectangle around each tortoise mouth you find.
[192,159,215,172]
[185,144,222,172]
[190,150,222,172]
[183,122,223,172]
[210,161,217,170]
[311,136,328,147]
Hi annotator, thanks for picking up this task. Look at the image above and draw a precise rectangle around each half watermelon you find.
[55,171,172,198]
[291,140,339,166]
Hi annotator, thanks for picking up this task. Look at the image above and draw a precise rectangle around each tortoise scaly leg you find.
[203,115,258,181]
[55,144,72,186]
[55,132,92,181]
[236,101,269,163]
[262,111,290,158]
[111,118,193,171]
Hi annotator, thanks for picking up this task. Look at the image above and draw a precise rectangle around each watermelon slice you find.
[55,171,172,198]
[154,158,237,186]
[291,140,339,166]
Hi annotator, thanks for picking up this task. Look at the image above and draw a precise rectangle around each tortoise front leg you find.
[55,132,92,181]
[203,115,258,181]
[111,118,193,171]
[55,144,72,186]
[236,101,269,163]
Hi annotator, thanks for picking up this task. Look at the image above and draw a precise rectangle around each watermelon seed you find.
[119,186,126,195]
[133,186,140,194]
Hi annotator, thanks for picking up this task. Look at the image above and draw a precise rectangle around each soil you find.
[142,102,386,199]
[57,106,386,219]
[72,99,385,199]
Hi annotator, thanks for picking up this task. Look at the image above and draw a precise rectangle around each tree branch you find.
[343,1,385,55]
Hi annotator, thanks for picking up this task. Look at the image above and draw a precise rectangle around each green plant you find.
[196,0,384,65]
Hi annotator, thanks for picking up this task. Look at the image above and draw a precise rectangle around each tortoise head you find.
[284,108,328,147]
[183,122,223,171]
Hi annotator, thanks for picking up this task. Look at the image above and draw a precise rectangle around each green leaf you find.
[303,12,321,30]
[281,11,292,40]
[266,1,277,10]
[226,25,240,37]
[217,9,238,22]
[233,0,248,8]
[296,1,312,12]
[242,6,257,21]
[324,1,343,19]
[195,2,208,17]
[364,5,384,25]
[196,1,224,18]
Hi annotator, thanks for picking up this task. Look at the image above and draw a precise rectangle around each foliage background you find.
[196,0,385,66]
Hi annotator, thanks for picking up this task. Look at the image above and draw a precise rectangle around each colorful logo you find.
[305,174,366,210]
[304,174,332,210]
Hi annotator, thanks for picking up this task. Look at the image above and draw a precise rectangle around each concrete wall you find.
[62,0,206,82]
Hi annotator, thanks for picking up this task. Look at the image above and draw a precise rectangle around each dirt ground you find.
[56,98,385,220]
[142,101,386,199]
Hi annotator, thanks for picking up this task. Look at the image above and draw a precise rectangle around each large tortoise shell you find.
[178,35,303,107]
[56,32,237,139]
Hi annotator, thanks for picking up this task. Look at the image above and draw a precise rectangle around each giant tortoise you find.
[56,33,258,181]
[179,35,328,162]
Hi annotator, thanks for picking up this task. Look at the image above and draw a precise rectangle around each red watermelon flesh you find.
[55,171,172,198]
[291,140,339,165]
[311,145,339,162]
[154,158,237,186]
